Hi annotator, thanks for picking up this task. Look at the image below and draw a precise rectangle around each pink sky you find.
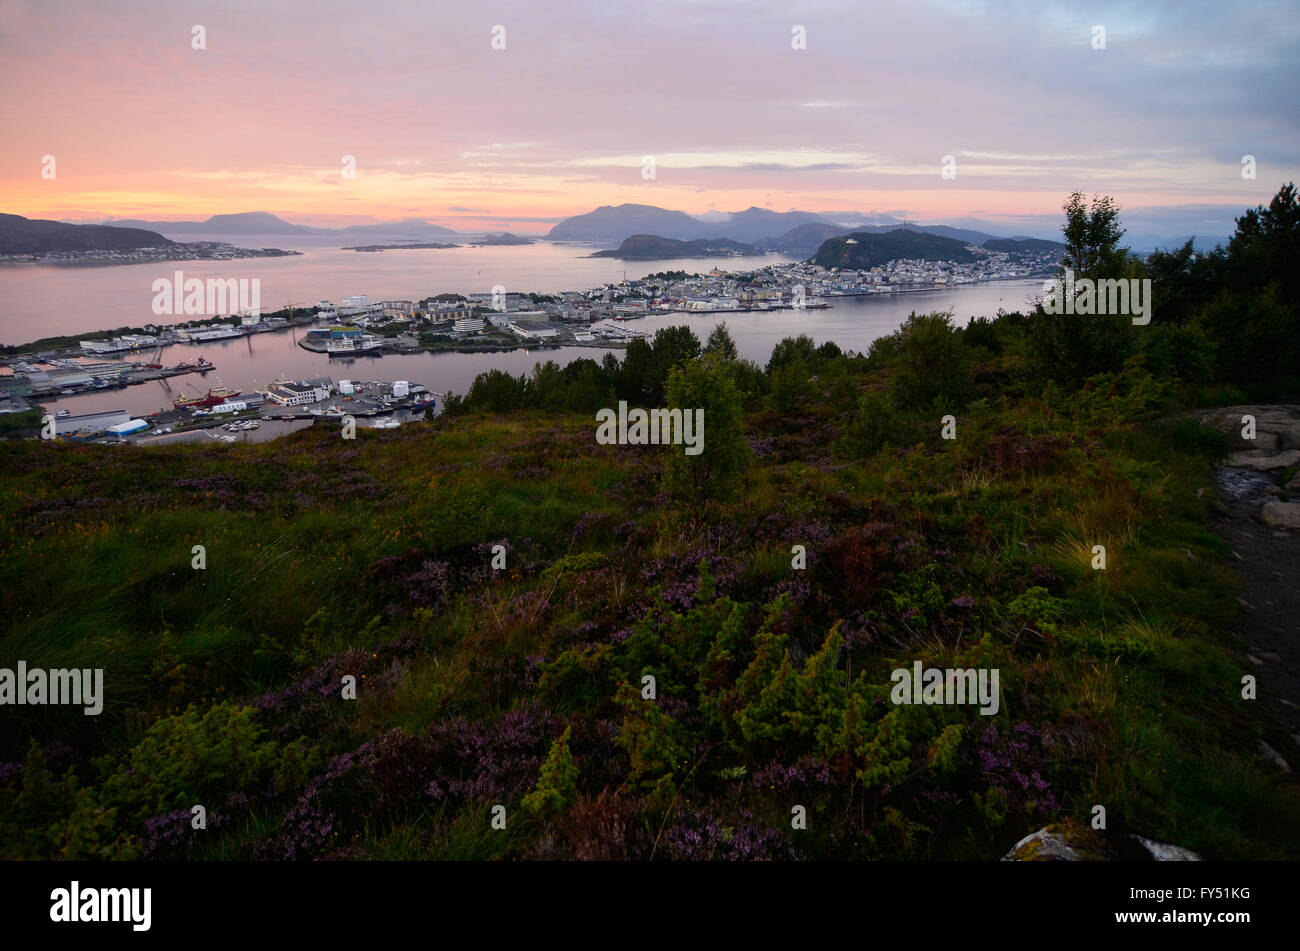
[1,0,1296,234]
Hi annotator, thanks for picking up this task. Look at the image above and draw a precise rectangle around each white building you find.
[53,409,130,436]
[266,382,330,406]
[338,295,371,317]
[453,317,485,333]
[106,419,149,436]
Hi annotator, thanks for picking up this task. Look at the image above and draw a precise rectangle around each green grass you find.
[2,358,1297,862]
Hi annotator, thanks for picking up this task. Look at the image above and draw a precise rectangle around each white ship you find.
[326,334,384,357]
[187,326,245,343]
[79,334,158,354]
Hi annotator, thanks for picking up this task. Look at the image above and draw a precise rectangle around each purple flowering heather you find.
[976,722,1059,817]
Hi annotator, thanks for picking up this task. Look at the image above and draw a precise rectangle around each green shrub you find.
[522,726,579,816]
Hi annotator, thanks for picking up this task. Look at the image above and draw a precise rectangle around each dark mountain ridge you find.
[0,213,173,254]
[98,211,458,238]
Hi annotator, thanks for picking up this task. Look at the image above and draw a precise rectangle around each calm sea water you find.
[1,236,1044,417]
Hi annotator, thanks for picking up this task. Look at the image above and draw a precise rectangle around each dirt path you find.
[1211,462,1300,758]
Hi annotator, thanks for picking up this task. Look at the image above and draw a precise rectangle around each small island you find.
[343,242,460,252]
[471,232,534,246]
[590,233,768,260]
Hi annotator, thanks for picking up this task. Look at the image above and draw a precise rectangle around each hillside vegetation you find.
[1,186,1298,860]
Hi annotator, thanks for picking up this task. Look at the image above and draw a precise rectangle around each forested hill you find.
[811,230,978,268]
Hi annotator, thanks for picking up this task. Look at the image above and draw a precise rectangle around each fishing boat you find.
[174,378,241,408]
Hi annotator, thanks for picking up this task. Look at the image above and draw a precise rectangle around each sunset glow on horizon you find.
[2,0,1296,236]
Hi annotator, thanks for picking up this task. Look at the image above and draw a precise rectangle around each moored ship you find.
[326,334,384,357]
[174,378,241,408]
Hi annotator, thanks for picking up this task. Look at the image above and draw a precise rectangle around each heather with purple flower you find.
[4,306,1296,862]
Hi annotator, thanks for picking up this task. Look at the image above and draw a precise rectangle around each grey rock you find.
[1226,449,1300,470]
[1130,835,1203,861]
[1260,741,1292,772]
[1260,501,1300,530]
[1002,829,1080,861]
[1003,826,1205,861]
[1188,405,1300,450]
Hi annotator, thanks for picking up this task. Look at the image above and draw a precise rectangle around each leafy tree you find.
[1024,194,1139,388]
[1227,181,1300,303]
[662,355,748,510]
[770,361,816,412]
[530,360,566,410]
[960,315,1002,355]
[1144,239,1228,327]
[560,357,615,412]
[815,340,843,361]
[1194,285,1297,386]
[889,311,973,410]
[704,322,739,362]
[767,334,817,374]
[726,358,770,403]
[618,337,657,403]
[467,368,529,412]
[1138,324,1215,386]
[649,326,702,400]
[1060,191,1126,279]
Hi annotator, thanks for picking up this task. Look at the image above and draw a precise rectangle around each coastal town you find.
[0,246,1058,442]
[0,241,301,266]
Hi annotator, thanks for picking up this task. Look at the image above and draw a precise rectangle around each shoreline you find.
[0,272,1046,358]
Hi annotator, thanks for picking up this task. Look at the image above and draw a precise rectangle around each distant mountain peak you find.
[93,212,457,238]
[548,202,1020,247]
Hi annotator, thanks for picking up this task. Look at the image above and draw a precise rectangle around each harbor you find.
[0,354,217,403]
[42,375,440,446]
[1,278,1048,434]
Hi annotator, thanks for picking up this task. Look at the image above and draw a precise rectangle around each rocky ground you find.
[1191,405,1300,764]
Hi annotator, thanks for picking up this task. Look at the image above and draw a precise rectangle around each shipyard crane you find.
[283,301,301,342]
